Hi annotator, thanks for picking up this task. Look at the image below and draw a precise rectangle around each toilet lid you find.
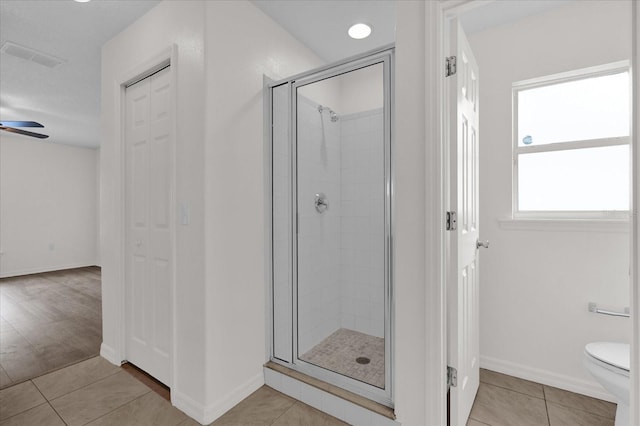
[585,342,630,372]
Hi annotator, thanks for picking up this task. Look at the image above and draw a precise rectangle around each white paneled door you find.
[125,66,173,386]
[448,20,481,426]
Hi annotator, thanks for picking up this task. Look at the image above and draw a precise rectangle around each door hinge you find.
[447,366,458,389]
[445,56,457,77]
[446,211,457,231]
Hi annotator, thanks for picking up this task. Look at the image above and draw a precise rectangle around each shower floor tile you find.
[299,328,384,388]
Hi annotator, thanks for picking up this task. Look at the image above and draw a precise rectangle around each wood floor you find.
[0,267,102,389]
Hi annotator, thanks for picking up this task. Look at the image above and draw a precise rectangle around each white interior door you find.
[125,66,173,386]
[447,20,481,426]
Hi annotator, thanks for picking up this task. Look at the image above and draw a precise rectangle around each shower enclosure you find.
[268,49,393,405]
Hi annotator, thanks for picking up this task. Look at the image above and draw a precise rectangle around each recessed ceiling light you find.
[348,23,372,40]
[74,0,91,3]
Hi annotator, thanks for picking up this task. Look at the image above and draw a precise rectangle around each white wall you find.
[393,1,431,423]
[0,135,98,277]
[469,0,632,400]
[95,149,101,267]
[100,0,207,417]
[203,1,327,422]
[100,1,438,424]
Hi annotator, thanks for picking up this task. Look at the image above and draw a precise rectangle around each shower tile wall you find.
[274,90,385,361]
[339,109,385,338]
[297,96,343,355]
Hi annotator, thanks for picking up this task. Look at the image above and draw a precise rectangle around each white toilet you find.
[583,342,630,426]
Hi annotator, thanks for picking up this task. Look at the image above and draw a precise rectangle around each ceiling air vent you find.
[0,41,65,69]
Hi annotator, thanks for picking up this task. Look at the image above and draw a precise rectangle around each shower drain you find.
[355,357,370,365]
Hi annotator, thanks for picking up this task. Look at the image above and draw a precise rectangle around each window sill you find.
[498,217,630,233]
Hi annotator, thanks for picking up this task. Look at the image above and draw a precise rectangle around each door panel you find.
[125,66,172,386]
[132,255,146,342]
[448,20,480,426]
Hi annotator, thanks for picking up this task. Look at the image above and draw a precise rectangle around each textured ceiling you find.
[0,0,160,148]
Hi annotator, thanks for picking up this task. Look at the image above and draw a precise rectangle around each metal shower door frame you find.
[267,46,395,407]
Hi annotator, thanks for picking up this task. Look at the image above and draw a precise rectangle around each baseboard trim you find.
[480,355,615,403]
[0,263,99,278]
[99,343,121,366]
[202,372,264,424]
[172,372,264,425]
[172,389,208,425]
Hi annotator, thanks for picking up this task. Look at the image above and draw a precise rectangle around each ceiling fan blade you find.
[0,121,44,128]
[0,126,49,139]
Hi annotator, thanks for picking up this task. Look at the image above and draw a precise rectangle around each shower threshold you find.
[264,361,395,420]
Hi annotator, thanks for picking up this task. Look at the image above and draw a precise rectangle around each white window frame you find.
[512,60,631,220]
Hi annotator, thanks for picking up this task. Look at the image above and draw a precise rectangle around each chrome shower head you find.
[318,105,339,122]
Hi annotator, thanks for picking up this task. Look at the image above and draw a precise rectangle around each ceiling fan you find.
[0,121,49,139]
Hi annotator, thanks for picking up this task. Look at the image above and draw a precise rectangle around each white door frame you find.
[110,45,178,388]
[631,2,639,425]
[427,2,639,425]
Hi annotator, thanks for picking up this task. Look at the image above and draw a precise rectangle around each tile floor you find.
[0,356,189,426]
[468,368,617,426]
[300,328,385,389]
[0,267,102,389]
[0,356,346,425]
[0,269,616,425]
[0,355,617,425]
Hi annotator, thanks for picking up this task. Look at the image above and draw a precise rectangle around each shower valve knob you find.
[314,193,329,213]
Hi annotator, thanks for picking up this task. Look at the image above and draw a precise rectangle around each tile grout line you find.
[542,383,551,426]
[0,268,102,389]
[0,361,21,387]
[39,368,129,404]
[0,363,14,389]
[0,379,50,424]
[544,399,617,422]
[478,379,545,401]
[78,389,153,426]
[31,378,69,426]
[0,401,54,424]
[267,399,299,425]
[34,351,106,382]
[541,385,617,421]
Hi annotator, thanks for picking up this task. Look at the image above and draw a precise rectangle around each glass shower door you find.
[294,61,388,391]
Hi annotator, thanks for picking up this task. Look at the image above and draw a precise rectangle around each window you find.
[513,62,630,218]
